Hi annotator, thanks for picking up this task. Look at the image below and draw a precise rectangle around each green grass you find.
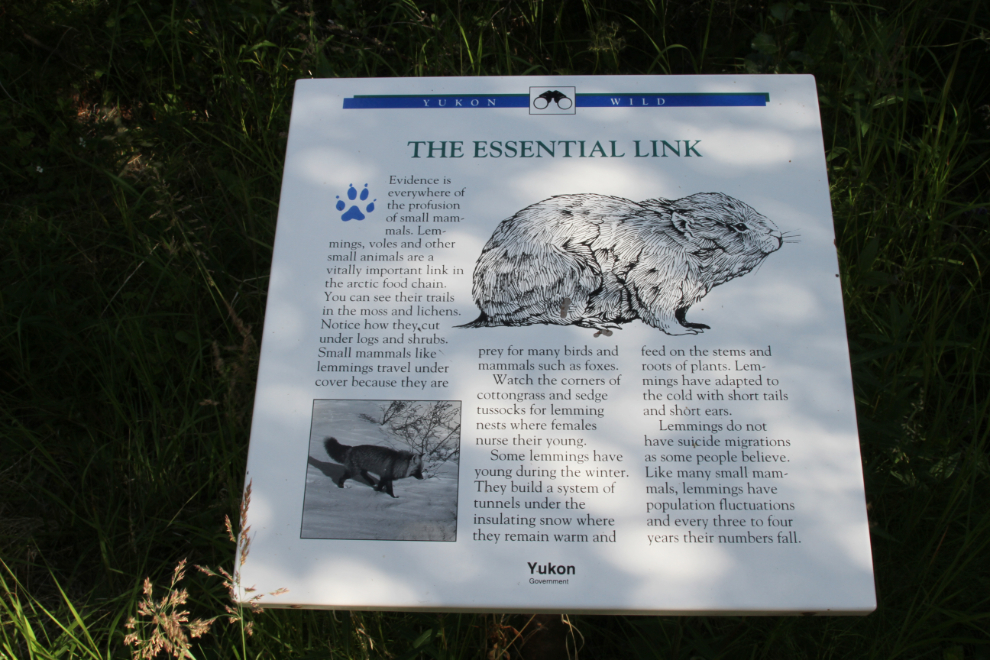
[1,0,988,657]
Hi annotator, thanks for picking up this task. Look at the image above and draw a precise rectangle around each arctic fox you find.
[324,437,424,498]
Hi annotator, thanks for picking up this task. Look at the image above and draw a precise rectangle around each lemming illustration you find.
[458,192,787,336]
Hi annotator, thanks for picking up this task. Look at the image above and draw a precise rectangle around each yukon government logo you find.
[529,86,576,115]
[527,561,576,584]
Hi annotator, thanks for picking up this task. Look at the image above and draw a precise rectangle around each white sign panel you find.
[240,75,875,614]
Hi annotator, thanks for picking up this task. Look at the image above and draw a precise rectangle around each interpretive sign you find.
[239,75,876,614]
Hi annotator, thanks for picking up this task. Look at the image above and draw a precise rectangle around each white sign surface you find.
[240,75,875,614]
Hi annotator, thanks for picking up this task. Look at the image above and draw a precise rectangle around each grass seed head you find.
[124,560,216,659]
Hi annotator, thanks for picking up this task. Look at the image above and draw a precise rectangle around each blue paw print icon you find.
[336,183,376,221]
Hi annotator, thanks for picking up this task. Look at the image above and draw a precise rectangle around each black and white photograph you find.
[300,398,461,541]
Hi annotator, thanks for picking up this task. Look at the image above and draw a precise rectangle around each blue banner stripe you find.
[343,93,768,109]
[579,93,768,107]
[343,96,528,109]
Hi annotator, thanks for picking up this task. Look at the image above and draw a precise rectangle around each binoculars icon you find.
[532,90,573,110]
